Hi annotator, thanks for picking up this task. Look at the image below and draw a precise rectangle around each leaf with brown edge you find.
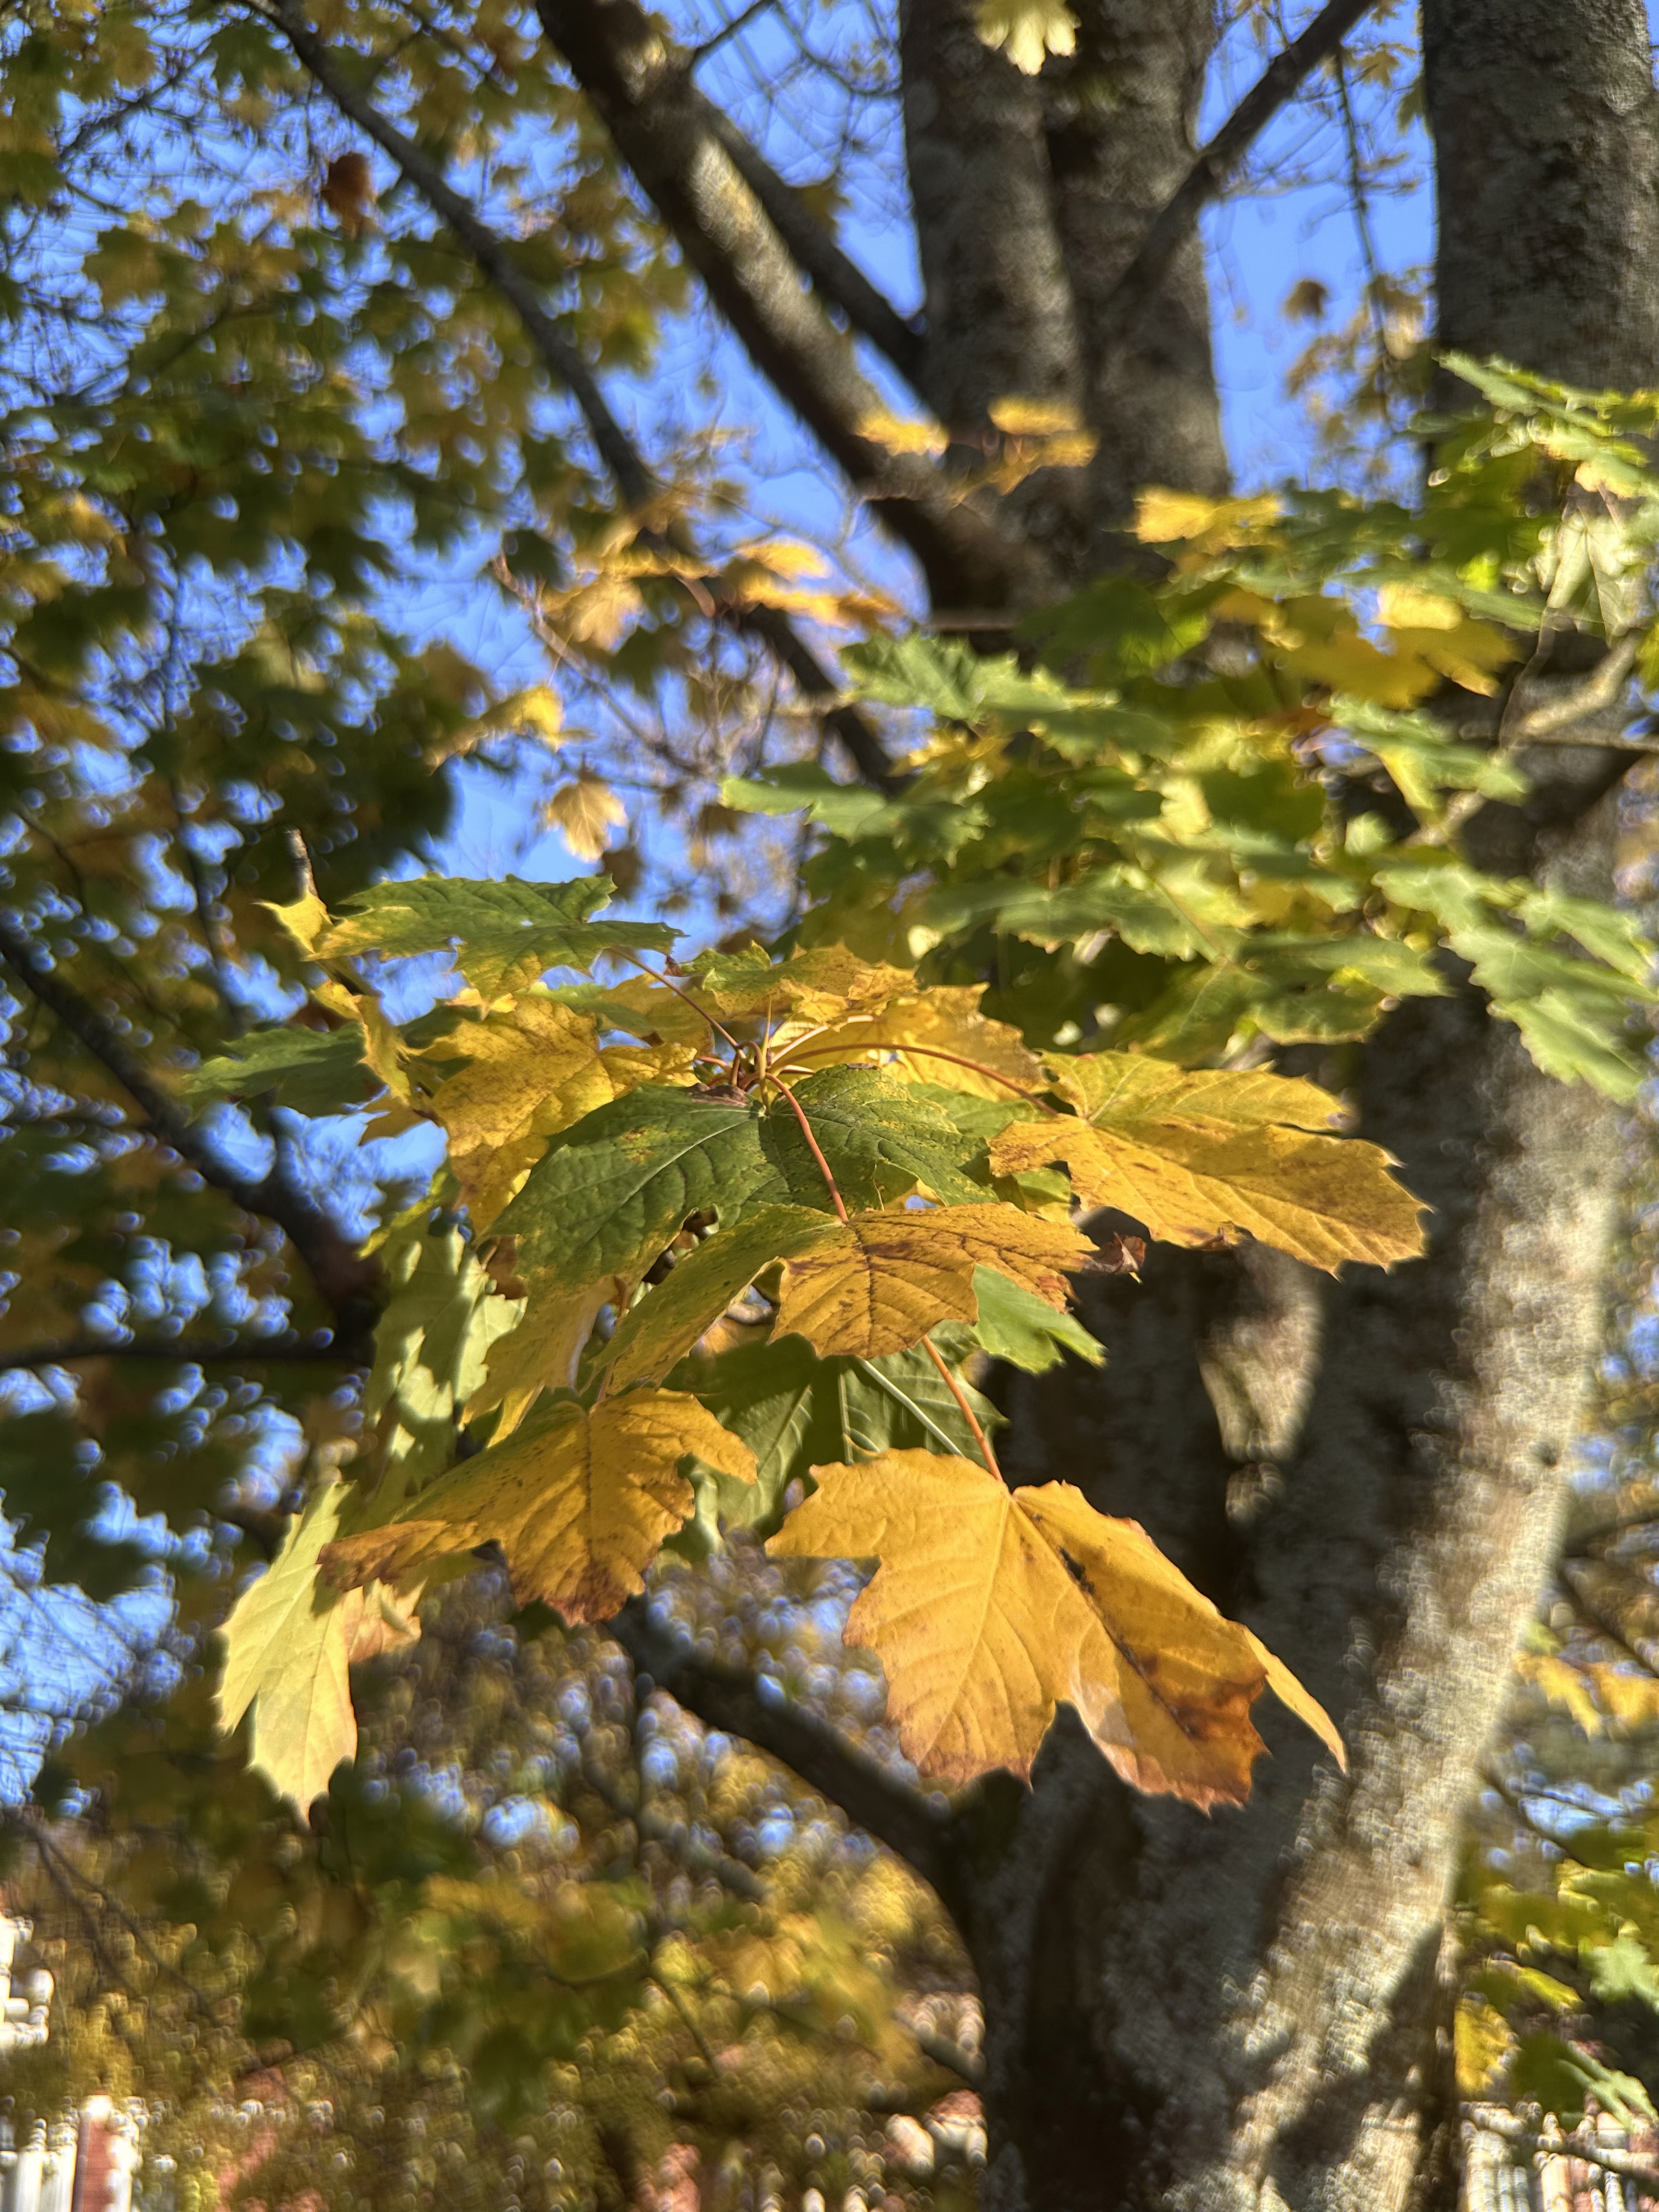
[323,1391,755,1622]
[775,983,1046,1102]
[768,1453,1342,1801]
[773,1204,1089,1359]
[990,1051,1425,1271]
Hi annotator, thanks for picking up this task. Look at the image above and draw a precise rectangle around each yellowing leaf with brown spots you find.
[776,984,1046,1102]
[769,1452,1341,1801]
[324,1391,755,1622]
[773,1204,1089,1359]
[989,1053,1424,1271]
[419,998,614,1227]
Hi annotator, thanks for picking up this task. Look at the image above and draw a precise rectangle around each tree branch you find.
[0,914,379,1357]
[0,1335,351,1376]
[534,0,1048,613]
[1099,0,1380,342]
[264,2,898,791]
[703,108,929,393]
[610,1596,961,1902]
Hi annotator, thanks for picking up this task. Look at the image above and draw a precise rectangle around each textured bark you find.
[537,0,1053,612]
[1045,0,1229,540]
[1423,0,1659,392]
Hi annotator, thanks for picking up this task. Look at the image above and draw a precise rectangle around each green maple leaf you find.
[683,1333,1002,1529]
[185,1023,379,1113]
[315,876,678,997]
[768,1066,989,1208]
[494,1085,793,1288]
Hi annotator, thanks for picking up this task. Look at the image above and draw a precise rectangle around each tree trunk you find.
[953,7,1659,2206]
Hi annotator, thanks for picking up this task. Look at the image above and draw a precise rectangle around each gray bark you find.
[1423,0,1659,392]
[1045,0,1229,541]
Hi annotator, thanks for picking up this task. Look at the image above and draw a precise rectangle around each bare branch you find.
[703,108,929,391]
[264,3,898,790]
[609,1596,961,1901]
[1100,0,1381,343]
[0,913,378,1355]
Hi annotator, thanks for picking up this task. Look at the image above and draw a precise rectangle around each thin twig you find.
[1099,0,1381,343]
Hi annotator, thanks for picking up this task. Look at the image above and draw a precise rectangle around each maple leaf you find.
[686,944,916,1024]
[769,1453,1341,1801]
[990,1054,1424,1271]
[416,997,616,1228]
[687,1333,1004,1527]
[323,1390,755,1621]
[599,1204,841,1391]
[217,1484,418,1813]
[776,984,1046,1102]
[314,876,675,998]
[774,1204,1088,1359]
[494,1085,788,1290]
[768,1066,990,1209]
[543,774,627,861]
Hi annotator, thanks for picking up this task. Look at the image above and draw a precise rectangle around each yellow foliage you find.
[323,1390,755,1622]
[544,774,627,861]
[417,998,613,1228]
[990,1054,1425,1271]
[774,1203,1088,1359]
[974,0,1075,72]
[777,983,1046,1101]
[770,1453,1340,1799]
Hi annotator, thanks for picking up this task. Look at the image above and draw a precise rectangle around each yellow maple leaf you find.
[323,1390,755,1622]
[1455,1996,1518,2098]
[990,1054,1425,1271]
[774,1203,1088,1359]
[974,0,1074,72]
[777,984,1045,1102]
[419,998,614,1229]
[544,774,627,861]
[1135,488,1281,552]
[217,1483,417,1812]
[769,1452,1341,1799]
[695,945,918,1027]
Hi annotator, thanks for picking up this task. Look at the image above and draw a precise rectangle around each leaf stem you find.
[617,950,746,1059]
[778,1037,1062,1111]
[921,1335,1000,1479]
[767,1079,849,1222]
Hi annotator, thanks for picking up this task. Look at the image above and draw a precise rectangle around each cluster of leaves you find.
[5,1566,981,2212]
[202,874,1420,1810]
[733,359,1659,1101]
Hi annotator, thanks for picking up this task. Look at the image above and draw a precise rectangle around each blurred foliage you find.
[3,1564,981,2211]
